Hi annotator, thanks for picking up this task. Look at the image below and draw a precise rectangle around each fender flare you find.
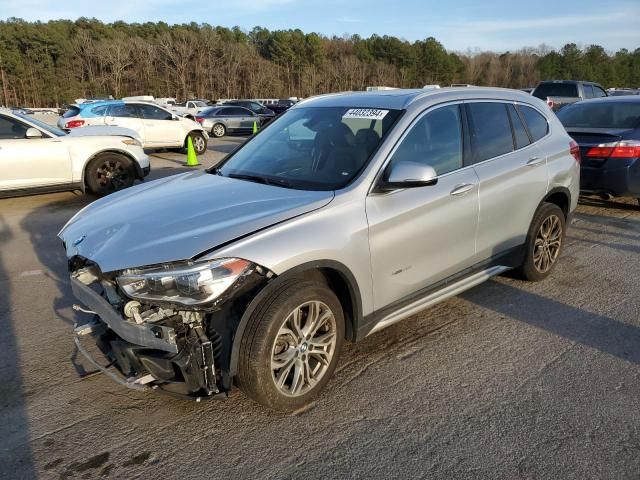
[228,260,363,377]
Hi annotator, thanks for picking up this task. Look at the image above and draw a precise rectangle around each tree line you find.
[0,18,638,107]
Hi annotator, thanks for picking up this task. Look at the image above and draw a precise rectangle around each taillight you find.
[65,120,85,129]
[546,98,554,109]
[569,140,581,164]
[195,117,204,124]
[586,140,640,159]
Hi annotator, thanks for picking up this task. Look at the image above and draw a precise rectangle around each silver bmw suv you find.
[60,88,580,411]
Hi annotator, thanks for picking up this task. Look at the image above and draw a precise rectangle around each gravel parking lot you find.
[1,136,639,479]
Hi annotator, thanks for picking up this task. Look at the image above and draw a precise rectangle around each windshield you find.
[217,106,401,191]
[557,102,640,129]
[15,113,66,137]
[533,83,579,99]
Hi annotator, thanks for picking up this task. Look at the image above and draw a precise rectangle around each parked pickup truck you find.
[532,80,608,111]
[169,100,210,118]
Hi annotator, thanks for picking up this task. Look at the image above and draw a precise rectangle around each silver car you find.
[59,88,580,411]
[197,106,262,138]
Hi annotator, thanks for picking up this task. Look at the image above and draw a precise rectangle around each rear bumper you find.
[580,159,640,197]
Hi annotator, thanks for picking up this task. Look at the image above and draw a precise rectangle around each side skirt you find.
[366,265,509,336]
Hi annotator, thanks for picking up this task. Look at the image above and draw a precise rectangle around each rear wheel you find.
[85,153,136,196]
[211,123,226,138]
[515,202,566,281]
[236,280,344,411]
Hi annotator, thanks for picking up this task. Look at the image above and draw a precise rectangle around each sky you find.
[0,0,638,52]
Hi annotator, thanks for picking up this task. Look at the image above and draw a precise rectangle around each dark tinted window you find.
[467,102,513,162]
[224,108,248,116]
[532,83,579,99]
[583,84,594,99]
[0,115,28,139]
[519,105,549,142]
[557,102,640,129]
[508,104,531,149]
[138,104,172,120]
[62,106,80,118]
[389,104,463,175]
[109,104,140,118]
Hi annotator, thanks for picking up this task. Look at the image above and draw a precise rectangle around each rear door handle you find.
[450,183,475,196]
[527,156,545,166]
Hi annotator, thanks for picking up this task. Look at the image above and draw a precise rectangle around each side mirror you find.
[380,161,438,191]
[172,114,180,120]
[25,127,43,139]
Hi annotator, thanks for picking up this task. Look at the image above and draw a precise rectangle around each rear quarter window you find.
[62,107,80,118]
[518,105,549,142]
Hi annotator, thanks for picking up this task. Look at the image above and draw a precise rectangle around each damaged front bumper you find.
[68,261,270,401]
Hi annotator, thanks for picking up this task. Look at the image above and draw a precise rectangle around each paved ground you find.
[1,139,639,479]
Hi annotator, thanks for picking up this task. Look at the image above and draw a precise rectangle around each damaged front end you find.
[69,256,272,400]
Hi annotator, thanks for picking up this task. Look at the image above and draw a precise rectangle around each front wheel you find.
[184,132,207,155]
[236,280,344,411]
[85,153,136,196]
[515,202,566,281]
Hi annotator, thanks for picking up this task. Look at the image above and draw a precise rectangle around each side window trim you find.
[514,102,551,144]
[504,103,518,151]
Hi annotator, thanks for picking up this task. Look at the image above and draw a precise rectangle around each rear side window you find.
[62,107,80,118]
[518,105,549,142]
[532,83,579,99]
[90,105,108,116]
[138,104,172,120]
[507,104,531,149]
[0,115,28,139]
[593,86,607,98]
[109,104,140,118]
[389,104,463,176]
[467,102,513,163]
[583,84,594,99]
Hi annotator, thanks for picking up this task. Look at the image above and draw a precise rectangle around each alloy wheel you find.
[212,124,225,138]
[270,301,337,397]
[96,159,129,192]
[533,214,563,273]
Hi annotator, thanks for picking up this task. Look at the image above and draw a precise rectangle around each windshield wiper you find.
[227,173,294,189]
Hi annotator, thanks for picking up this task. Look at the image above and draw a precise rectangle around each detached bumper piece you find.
[70,275,226,401]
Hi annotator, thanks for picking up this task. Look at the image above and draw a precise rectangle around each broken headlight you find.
[116,258,251,306]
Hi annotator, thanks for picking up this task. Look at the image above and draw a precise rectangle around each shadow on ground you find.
[0,215,36,477]
[462,279,640,366]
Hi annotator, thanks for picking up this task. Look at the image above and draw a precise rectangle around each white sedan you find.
[0,109,150,197]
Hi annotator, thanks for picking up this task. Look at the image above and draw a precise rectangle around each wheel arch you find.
[82,149,142,192]
[228,260,363,377]
[542,186,572,220]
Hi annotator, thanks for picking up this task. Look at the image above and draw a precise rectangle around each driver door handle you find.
[527,156,545,166]
[450,183,475,196]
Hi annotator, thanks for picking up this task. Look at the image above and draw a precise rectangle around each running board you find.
[367,266,510,336]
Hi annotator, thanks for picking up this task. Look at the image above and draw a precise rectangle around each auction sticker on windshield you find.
[342,109,389,120]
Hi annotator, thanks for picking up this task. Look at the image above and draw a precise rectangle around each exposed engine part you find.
[123,302,177,325]
[123,300,142,319]
[180,310,204,325]
[73,266,100,285]
[72,304,97,315]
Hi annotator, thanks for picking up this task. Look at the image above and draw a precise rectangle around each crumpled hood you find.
[59,171,334,272]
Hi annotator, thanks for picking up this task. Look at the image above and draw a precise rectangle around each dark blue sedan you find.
[557,96,640,206]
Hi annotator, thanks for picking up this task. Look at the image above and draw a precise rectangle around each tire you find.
[183,132,207,155]
[211,123,226,138]
[515,202,566,281]
[85,153,136,197]
[236,280,345,411]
